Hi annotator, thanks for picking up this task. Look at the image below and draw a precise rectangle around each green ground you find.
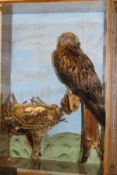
[10,132,100,164]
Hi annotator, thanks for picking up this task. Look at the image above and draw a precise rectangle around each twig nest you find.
[5,97,64,132]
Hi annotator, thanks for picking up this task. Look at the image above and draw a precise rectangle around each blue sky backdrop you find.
[11,12,104,135]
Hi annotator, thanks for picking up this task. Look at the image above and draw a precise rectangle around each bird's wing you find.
[52,48,105,127]
[52,50,72,86]
[79,54,105,127]
[52,49,103,103]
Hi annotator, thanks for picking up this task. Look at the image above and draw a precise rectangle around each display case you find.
[0,0,116,175]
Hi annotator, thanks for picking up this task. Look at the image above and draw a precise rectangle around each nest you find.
[4,96,64,133]
[3,91,80,158]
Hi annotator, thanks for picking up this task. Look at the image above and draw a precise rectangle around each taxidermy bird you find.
[52,32,105,128]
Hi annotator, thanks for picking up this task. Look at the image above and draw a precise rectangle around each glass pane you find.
[0,2,106,175]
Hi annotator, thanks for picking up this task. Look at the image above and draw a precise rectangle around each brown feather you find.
[52,32,105,127]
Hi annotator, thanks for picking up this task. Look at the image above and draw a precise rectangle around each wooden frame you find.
[104,0,117,175]
[0,0,116,175]
[0,0,106,3]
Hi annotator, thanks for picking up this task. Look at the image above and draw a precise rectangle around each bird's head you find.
[57,32,80,49]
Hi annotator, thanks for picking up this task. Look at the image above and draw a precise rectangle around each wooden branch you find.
[80,106,101,163]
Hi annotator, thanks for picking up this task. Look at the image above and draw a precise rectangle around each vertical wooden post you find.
[1,4,12,105]
[0,5,2,132]
[104,0,117,175]
[80,105,101,163]
[0,4,12,157]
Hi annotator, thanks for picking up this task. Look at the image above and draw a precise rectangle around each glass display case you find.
[0,0,116,175]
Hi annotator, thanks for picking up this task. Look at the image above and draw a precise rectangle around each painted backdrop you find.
[11,12,104,135]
